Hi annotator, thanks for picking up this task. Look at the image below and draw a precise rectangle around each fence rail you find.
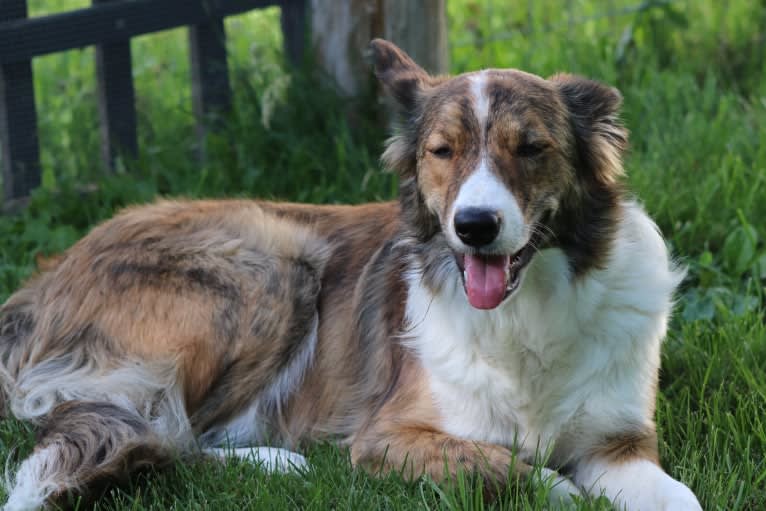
[0,0,307,205]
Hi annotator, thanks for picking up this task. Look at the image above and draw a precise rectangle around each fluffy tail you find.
[3,401,171,511]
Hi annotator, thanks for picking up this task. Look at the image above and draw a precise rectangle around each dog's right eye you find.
[516,142,547,158]
[430,145,453,159]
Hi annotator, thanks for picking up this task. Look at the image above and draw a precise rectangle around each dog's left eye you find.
[516,142,547,158]
[429,145,453,159]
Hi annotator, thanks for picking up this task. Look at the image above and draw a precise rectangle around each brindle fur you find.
[0,40,652,508]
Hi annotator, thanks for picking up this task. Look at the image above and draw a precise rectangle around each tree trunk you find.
[310,0,448,96]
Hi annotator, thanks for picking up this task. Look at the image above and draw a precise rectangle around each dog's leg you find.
[571,430,701,510]
[204,447,307,473]
[3,401,171,511]
[351,426,580,504]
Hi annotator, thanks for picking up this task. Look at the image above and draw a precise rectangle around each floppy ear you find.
[369,38,432,111]
[551,74,629,185]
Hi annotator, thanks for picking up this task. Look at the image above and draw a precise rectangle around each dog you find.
[0,39,701,510]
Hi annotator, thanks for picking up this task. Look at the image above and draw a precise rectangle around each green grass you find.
[1,0,765,509]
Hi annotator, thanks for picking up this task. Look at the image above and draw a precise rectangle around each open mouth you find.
[454,243,534,310]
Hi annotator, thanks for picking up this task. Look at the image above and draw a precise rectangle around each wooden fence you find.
[0,0,306,205]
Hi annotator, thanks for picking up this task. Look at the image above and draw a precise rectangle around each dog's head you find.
[370,39,627,310]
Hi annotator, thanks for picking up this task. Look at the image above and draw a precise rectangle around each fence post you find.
[281,0,307,65]
[93,0,139,171]
[310,0,448,96]
[0,0,41,203]
[189,17,231,149]
[382,0,448,75]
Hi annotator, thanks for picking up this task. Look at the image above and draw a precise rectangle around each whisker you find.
[527,240,543,256]
[532,221,556,242]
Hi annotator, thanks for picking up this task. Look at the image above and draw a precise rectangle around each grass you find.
[1,0,765,509]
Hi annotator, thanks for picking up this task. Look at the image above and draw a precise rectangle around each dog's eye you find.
[516,142,547,158]
[429,145,453,159]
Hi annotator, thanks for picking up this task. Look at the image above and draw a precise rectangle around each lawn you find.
[1,0,765,509]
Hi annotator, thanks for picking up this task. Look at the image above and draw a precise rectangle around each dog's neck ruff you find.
[401,200,684,462]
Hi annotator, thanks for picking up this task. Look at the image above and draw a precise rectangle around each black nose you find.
[453,208,501,247]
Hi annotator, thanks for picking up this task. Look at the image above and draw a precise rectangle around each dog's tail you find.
[3,400,172,511]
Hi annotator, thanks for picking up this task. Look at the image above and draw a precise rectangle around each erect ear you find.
[369,38,432,111]
[551,73,629,185]
[370,39,434,177]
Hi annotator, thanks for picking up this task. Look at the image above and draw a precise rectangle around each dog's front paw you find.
[576,459,701,511]
[652,478,702,511]
[617,475,701,511]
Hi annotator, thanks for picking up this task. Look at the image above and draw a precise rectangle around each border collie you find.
[0,39,701,510]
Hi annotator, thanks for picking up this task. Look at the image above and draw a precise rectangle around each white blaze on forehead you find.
[449,160,528,254]
[470,71,490,128]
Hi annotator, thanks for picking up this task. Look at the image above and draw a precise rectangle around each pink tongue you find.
[464,254,510,309]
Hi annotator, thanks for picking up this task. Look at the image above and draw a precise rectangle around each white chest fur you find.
[403,202,684,462]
